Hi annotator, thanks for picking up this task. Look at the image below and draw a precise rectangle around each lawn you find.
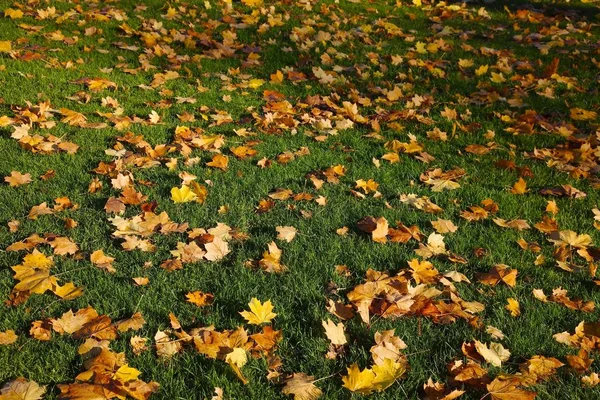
[0,0,600,398]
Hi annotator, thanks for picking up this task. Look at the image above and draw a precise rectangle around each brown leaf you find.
[282,373,322,400]
[0,377,46,400]
[486,377,536,400]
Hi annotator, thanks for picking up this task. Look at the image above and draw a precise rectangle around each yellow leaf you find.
[53,282,83,300]
[342,364,376,395]
[242,0,263,6]
[476,65,489,76]
[225,347,249,384]
[0,330,18,345]
[185,291,214,307]
[171,185,198,203]
[22,250,53,269]
[372,358,406,391]
[225,347,247,368]
[113,364,141,383]
[474,340,510,367]
[510,178,528,195]
[270,70,284,84]
[322,319,347,346]
[4,8,24,19]
[190,181,208,203]
[408,258,439,284]
[506,298,521,317]
[247,79,264,89]
[0,41,11,52]
[240,298,277,325]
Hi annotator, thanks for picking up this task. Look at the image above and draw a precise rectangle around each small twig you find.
[133,293,145,314]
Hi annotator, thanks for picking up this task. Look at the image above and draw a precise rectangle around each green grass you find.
[1,0,600,398]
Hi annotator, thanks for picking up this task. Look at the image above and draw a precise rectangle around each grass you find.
[0,0,600,398]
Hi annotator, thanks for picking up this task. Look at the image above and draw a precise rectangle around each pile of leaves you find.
[1,0,600,398]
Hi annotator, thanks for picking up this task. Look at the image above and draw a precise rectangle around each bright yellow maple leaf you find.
[372,358,407,391]
[171,185,198,203]
[240,298,277,325]
[247,78,265,89]
[342,364,376,395]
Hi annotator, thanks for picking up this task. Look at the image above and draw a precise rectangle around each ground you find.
[0,0,600,399]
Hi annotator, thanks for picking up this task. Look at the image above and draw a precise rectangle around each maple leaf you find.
[408,258,439,284]
[322,319,347,346]
[225,347,248,384]
[171,185,198,203]
[4,8,24,19]
[282,373,322,400]
[155,330,182,359]
[511,178,528,195]
[326,300,354,320]
[206,154,229,170]
[259,242,286,273]
[371,330,407,366]
[493,218,531,231]
[4,171,32,187]
[0,378,46,400]
[582,373,600,387]
[204,237,231,261]
[115,312,146,333]
[276,226,297,242]
[357,216,389,243]
[486,378,536,400]
[0,330,18,345]
[477,265,517,287]
[190,181,208,203]
[548,230,592,249]
[570,108,597,121]
[12,256,57,295]
[0,41,11,52]
[186,291,214,307]
[90,249,116,273]
[415,233,447,258]
[28,202,54,220]
[422,378,465,400]
[342,364,376,395]
[431,219,458,234]
[355,179,379,194]
[506,298,521,317]
[521,355,564,380]
[53,282,83,300]
[30,320,52,341]
[131,336,149,355]
[473,340,510,367]
[372,358,407,391]
[51,307,99,335]
[240,298,277,325]
[48,236,78,255]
